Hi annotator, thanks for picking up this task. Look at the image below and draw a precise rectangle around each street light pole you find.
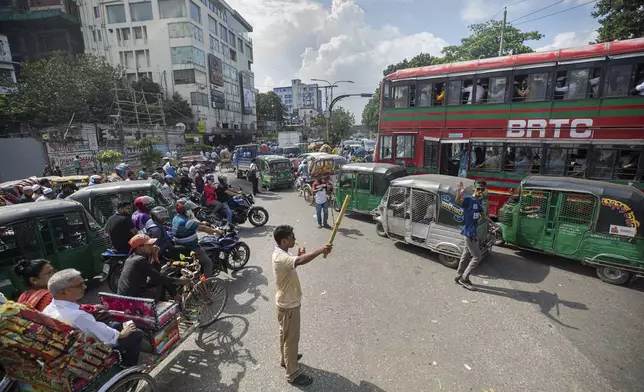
[311,79,354,143]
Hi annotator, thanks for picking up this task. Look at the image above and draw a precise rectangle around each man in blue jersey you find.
[454,181,498,290]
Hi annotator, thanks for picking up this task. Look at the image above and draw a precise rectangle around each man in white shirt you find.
[43,269,143,366]
[462,82,485,104]
[188,161,198,180]
[35,187,55,202]
[272,225,331,386]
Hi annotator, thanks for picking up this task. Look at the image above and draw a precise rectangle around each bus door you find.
[552,192,596,256]
[516,189,552,251]
[439,141,468,177]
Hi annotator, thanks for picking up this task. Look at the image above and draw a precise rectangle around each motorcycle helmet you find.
[217,175,228,184]
[114,163,133,180]
[164,175,174,183]
[205,174,215,182]
[176,198,198,214]
[134,195,155,212]
[89,175,102,184]
[150,206,169,222]
[150,172,163,181]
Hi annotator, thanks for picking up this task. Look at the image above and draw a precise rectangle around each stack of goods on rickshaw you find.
[497,176,644,285]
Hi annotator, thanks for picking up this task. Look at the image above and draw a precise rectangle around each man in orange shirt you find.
[272,225,332,386]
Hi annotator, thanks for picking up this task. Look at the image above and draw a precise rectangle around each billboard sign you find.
[211,88,225,109]
[208,53,223,87]
[240,71,253,115]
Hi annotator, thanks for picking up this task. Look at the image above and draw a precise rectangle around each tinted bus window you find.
[504,144,542,174]
[590,145,641,180]
[395,135,415,159]
[418,83,432,107]
[604,64,632,97]
[379,135,392,159]
[545,145,589,177]
[471,144,504,172]
[514,72,549,102]
[393,85,408,108]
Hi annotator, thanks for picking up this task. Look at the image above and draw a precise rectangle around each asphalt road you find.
[94,173,644,392]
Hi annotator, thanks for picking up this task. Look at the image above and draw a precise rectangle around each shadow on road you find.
[156,315,256,392]
[294,364,387,392]
[474,284,588,330]
[224,266,269,315]
[337,227,364,239]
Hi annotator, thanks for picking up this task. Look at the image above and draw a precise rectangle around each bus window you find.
[460,79,475,104]
[633,63,644,96]
[395,135,415,159]
[604,64,632,97]
[590,145,641,180]
[554,68,600,100]
[504,145,542,174]
[486,76,507,104]
[545,145,589,177]
[393,85,409,108]
[447,80,464,105]
[423,140,439,169]
[383,81,393,108]
[514,73,549,102]
[433,82,445,106]
[418,83,432,107]
[471,144,503,172]
[379,135,392,159]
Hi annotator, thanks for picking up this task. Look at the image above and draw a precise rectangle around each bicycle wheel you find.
[104,372,157,392]
[184,278,228,328]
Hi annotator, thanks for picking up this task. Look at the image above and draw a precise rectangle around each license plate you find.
[102,264,111,274]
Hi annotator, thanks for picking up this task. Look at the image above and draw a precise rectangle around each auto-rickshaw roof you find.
[522,176,644,200]
[259,155,290,162]
[340,163,405,175]
[0,199,84,224]
[68,180,155,200]
[390,174,476,193]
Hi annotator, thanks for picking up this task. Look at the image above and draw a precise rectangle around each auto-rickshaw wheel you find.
[438,254,459,269]
[375,222,387,237]
[595,266,632,285]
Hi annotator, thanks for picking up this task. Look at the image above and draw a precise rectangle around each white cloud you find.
[226,0,447,122]
[535,31,599,51]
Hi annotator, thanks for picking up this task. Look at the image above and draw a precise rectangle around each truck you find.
[232,143,271,179]
[277,131,302,147]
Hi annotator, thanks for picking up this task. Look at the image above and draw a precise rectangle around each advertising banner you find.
[240,71,253,115]
[211,88,225,109]
[208,53,223,87]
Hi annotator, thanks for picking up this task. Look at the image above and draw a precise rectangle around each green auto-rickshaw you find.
[257,155,293,190]
[335,163,407,214]
[0,200,111,298]
[498,176,644,285]
[67,180,175,226]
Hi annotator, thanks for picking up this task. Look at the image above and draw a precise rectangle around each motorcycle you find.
[201,187,269,227]
[101,250,128,293]
[199,225,251,272]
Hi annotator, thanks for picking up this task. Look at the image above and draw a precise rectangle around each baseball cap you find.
[128,234,156,249]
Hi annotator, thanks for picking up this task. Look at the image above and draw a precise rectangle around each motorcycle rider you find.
[132,196,155,232]
[161,175,178,201]
[108,163,133,182]
[172,199,223,278]
[88,175,102,186]
[204,174,224,218]
[215,175,240,225]
[194,165,205,194]
[144,206,174,256]
[177,168,193,195]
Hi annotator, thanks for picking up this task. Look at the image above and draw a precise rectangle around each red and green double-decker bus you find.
[375,38,644,217]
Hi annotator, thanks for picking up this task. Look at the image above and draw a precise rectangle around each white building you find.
[273,79,323,125]
[0,34,17,94]
[79,0,256,142]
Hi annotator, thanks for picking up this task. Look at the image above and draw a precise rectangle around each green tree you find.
[256,91,286,124]
[8,53,129,126]
[330,106,355,144]
[382,53,442,77]
[129,137,165,169]
[164,92,194,128]
[441,20,543,62]
[96,150,123,165]
[592,0,644,43]
[361,86,380,132]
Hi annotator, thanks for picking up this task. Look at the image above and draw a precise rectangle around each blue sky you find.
[227,0,602,122]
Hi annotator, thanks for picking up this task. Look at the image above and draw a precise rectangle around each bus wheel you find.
[438,254,459,269]
[596,266,632,285]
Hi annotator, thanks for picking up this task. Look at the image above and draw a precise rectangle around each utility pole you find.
[499,6,507,56]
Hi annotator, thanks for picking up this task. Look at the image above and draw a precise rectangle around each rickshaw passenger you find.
[44,269,144,366]
[118,234,188,302]
[15,258,100,315]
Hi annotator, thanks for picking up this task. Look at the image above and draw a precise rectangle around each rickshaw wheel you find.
[105,372,157,392]
[184,278,228,328]
[438,254,459,269]
[375,222,387,237]
[303,186,313,204]
[596,266,632,285]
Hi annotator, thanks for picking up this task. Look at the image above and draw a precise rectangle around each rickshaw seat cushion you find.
[0,301,120,392]
[98,292,180,331]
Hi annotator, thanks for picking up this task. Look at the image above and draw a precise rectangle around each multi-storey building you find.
[273,79,323,125]
[80,0,256,144]
[0,34,17,94]
[0,0,85,63]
